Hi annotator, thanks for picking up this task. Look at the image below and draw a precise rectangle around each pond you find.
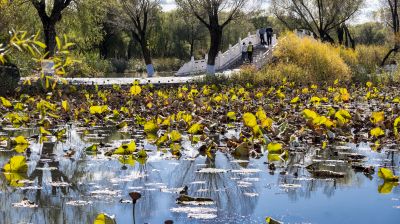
[0,82,400,224]
[0,125,399,224]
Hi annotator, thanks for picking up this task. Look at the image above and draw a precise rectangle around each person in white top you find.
[241,43,248,62]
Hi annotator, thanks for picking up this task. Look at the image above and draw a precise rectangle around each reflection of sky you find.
[161,0,381,24]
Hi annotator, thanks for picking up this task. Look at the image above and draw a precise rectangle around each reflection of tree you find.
[170,151,258,217]
[277,146,365,202]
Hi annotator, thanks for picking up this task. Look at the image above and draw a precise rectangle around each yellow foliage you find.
[370,112,385,125]
[243,113,257,128]
[370,127,385,138]
[273,32,351,84]
[378,168,399,182]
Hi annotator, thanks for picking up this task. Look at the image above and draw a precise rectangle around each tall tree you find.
[381,0,400,66]
[176,0,248,74]
[118,0,160,77]
[30,0,72,57]
[271,0,364,43]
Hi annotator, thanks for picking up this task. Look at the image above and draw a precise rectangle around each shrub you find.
[110,58,128,73]
[69,53,113,77]
[272,32,351,84]
[356,45,388,73]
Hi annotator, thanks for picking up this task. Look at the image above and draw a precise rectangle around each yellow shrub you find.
[338,47,359,69]
[355,45,388,74]
[273,32,351,84]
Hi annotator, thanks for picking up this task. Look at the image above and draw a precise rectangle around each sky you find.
[160,0,381,24]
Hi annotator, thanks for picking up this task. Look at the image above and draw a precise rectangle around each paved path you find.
[21,69,241,86]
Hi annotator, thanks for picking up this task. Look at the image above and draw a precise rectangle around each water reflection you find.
[0,126,399,224]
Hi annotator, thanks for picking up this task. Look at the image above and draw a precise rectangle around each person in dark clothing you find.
[247,41,254,64]
[259,28,266,45]
[266,27,273,46]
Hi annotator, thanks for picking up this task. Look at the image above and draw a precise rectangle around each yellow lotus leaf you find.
[13,103,24,111]
[276,91,285,99]
[170,143,181,156]
[130,85,142,96]
[55,129,66,140]
[3,155,28,173]
[0,97,12,108]
[169,130,182,142]
[266,216,282,224]
[310,96,321,104]
[335,109,352,124]
[252,125,263,137]
[188,123,203,134]
[243,113,257,128]
[40,127,52,136]
[290,96,300,104]
[395,117,400,137]
[227,112,236,121]
[4,172,27,187]
[370,112,384,124]
[144,120,158,134]
[13,136,29,145]
[256,109,267,121]
[182,114,192,124]
[213,95,222,103]
[260,117,273,130]
[137,149,148,158]
[267,142,283,154]
[378,168,399,182]
[340,88,351,102]
[301,88,309,94]
[370,127,385,138]
[268,150,288,162]
[120,107,129,114]
[14,144,29,153]
[116,121,128,129]
[334,79,339,85]
[161,117,171,126]
[85,144,98,152]
[322,141,328,149]
[93,213,116,224]
[302,109,318,120]
[62,100,70,112]
[312,116,327,126]
[114,141,136,155]
[156,133,169,146]
[90,105,109,115]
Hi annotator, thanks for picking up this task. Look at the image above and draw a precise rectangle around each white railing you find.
[254,36,279,70]
[176,30,277,76]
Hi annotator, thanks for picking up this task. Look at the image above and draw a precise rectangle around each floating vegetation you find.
[0,79,399,223]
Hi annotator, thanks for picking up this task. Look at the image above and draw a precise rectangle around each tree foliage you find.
[271,0,364,43]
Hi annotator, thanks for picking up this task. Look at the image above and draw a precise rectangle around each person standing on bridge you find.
[242,42,248,62]
[259,28,266,45]
[266,27,274,46]
[247,41,254,64]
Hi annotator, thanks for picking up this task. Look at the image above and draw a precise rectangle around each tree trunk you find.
[207,26,223,74]
[190,38,195,58]
[337,26,344,45]
[140,41,154,76]
[141,42,152,65]
[381,47,399,66]
[41,19,57,58]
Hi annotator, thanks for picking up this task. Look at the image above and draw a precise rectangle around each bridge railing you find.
[177,30,271,76]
